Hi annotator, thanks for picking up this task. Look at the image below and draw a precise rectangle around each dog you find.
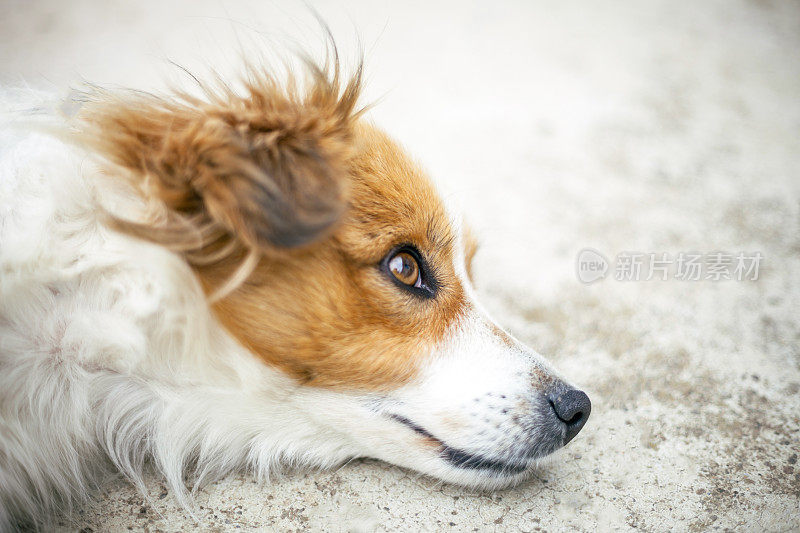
[0,55,590,529]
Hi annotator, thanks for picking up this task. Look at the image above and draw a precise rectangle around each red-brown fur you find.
[79,61,473,390]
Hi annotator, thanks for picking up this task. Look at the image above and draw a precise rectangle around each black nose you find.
[549,389,591,444]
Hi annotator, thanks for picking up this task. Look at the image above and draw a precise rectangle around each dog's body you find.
[0,63,590,529]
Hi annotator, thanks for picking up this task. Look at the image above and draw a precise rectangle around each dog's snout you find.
[549,389,591,444]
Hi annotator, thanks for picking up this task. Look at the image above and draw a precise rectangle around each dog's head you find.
[81,60,590,488]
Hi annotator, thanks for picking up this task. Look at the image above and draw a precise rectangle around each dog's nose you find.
[549,389,591,444]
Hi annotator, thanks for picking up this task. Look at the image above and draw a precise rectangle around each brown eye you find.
[388,251,421,287]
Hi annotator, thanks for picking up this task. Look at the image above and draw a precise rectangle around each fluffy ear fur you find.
[78,60,363,262]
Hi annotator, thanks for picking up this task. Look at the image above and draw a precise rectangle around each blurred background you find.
[2,0,798,530]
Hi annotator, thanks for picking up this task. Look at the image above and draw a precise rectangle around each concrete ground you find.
[1,0,799,530]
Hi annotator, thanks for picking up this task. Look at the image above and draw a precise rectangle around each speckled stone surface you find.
[2,0,798,530]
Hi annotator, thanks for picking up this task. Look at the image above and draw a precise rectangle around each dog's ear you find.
[80,64,362,255]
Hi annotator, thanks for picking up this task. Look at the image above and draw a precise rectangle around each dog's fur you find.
[0,57,588,530]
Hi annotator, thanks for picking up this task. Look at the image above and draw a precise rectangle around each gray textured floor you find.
[1,0,798,530]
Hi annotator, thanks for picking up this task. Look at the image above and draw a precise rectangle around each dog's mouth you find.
[388,414,529,476]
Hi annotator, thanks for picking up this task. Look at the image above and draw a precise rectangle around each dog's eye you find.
[381,246,436,298]
[388,251,421,287]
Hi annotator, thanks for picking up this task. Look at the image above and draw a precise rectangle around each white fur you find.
[0,91,580,530]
